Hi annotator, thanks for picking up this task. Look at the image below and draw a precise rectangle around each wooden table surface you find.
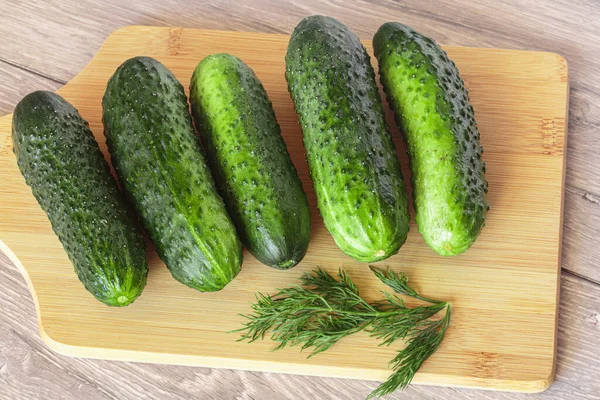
[0,1,598,399]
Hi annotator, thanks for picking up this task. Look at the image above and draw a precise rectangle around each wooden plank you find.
[1,250,597,399]
[0,26,568,392]
[563,185,600,285]
[0,61,62,116]
[0,0,598,282]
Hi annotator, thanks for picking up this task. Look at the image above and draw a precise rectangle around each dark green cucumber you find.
[285,16,409,262]
[12,91,147,306]
[373,22,489,256]
[189,54,311,269]
[102,57,242,291]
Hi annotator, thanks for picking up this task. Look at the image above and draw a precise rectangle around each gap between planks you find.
[0,58,67,86]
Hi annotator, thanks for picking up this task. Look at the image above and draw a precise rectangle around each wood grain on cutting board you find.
[0,26,568,392]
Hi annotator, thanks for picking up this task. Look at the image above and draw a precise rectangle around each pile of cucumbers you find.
[12,16,487,306]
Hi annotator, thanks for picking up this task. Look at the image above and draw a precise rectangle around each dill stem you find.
[410,294,445,304]
[292,303,445,319]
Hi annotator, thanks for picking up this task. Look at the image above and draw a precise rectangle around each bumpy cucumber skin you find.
[285,16,410,262]
[12,91,148,306]
[373,22,489,256]
[102,57,242,292]
[189,54,311,269]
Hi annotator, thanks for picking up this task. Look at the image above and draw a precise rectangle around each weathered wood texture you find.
[0,62,61,115]
[0,1,597,399]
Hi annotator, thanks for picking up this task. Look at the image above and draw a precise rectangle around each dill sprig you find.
[234,266,451,398]
[367,304,451,398]
[366,266,451,398]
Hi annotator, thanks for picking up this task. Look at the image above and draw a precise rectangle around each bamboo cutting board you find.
[0,26,568,393]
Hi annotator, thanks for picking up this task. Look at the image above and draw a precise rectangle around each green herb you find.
[234,266,451,398]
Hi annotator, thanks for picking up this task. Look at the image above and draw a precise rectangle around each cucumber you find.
[373,22,489,256]
[12,91,148,306]
[102,57,242,291]
[189,54,311,269]
[285,16,410,262]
